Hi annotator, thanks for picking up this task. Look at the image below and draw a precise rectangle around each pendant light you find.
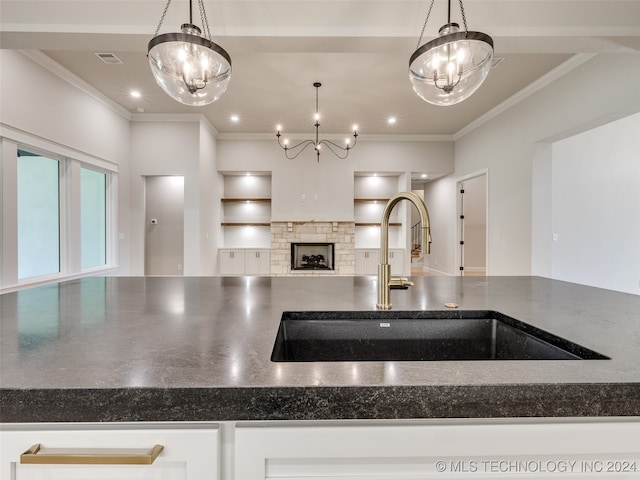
[409,0,493,106]
[148,0,231,106]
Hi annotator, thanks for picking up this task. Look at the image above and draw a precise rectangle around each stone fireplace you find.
[271,221,355,276]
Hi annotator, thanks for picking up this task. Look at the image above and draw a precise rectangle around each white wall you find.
[549,112,640,295]
[452,53,640,280]
[129,118,218,276]
[199,123,220,275]
[0,51,131,280]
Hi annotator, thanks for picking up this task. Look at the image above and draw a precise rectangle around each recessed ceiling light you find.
[421,173,428,178]
[388,117,397,125]
[231,115,239,123]
[130,90,141,98]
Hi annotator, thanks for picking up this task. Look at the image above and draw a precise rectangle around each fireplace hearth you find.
[291,243,335,271]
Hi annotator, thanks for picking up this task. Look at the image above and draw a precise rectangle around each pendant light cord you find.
[416,0,436,48]
[152,0,213,40]
[153,0,173,36]
[197,0,213,41]
[458,0,469,33]
[416,0,470,48]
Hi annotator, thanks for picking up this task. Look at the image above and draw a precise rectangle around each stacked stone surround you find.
[271,221,355,276]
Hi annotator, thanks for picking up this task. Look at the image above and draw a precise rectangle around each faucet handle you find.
[389,277,414,289]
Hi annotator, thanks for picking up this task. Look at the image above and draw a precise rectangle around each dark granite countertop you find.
[1,276,639,422]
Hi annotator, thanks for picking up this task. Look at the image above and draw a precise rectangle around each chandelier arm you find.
[283,141,316,160]
[278,138,316,152]
[320,133,359,151]
[154,0,173,36]
[416,0,436,48]
[318,140,352,160]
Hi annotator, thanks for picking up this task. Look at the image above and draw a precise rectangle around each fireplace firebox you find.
[291,243,335,271]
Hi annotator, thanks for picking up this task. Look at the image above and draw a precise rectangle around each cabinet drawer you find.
[1,424,219,480]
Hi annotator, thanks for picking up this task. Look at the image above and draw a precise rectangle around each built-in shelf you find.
[221,198,271,203]
[355,223,402,227]
[354,198,389,203]
[221,223,271,227]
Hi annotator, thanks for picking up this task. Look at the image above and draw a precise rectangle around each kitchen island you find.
[2,275,640,479]
[1,275,639,422]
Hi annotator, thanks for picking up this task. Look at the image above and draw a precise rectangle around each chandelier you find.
[148,0,231,106]
[276,83,358,162]
[409,0,493,106]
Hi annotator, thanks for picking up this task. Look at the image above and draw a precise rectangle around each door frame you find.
[455,169,489,276]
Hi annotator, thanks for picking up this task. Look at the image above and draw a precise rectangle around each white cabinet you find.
[389,248,404,275]
[355,249,403,275]
[3,420,640,480]
[234,421,640,480]
[218,249,246,275]
[219,249,270,275]
[245,250,270,275]
[0,424,219,480]
[355,249,379,275]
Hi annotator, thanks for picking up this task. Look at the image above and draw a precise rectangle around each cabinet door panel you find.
[245,250,270,275]
[389,249,404,275]
[219,250,245,275]
[1,426,218,480]
[236,422,640,480]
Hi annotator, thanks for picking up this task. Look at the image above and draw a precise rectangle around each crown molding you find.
[217,132,453,142]
[454,53,598,140]
[19,50,132,121]
[130,113,218,136]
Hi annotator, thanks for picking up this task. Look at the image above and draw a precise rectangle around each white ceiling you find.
[1,0,640,137]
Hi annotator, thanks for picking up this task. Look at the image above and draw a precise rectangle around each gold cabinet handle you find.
[20,444,164,465]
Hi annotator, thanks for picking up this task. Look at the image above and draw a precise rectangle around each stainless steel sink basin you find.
[270,310,609,362]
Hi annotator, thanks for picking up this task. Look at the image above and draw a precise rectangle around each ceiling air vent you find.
[95,52,123,65]
[491,57,505,68]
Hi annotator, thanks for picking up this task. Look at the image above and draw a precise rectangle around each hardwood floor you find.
[410,262,485,277]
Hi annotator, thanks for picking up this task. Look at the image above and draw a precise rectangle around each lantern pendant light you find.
[409,0,493,106]
[148,0,231,106]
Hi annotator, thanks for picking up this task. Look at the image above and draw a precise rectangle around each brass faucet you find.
[377,192,431,310]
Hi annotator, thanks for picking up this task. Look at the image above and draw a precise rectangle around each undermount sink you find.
[270,310,609,362]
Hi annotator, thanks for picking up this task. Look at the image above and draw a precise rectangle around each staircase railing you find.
[411,221,422,255]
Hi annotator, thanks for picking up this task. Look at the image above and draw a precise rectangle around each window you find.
[17,151,60,279]
[81,167,107,269]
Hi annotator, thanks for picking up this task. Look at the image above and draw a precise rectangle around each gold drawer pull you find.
[21,444,164,465]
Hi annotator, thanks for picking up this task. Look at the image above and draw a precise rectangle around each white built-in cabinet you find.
[219,249,270,275]
[235,421,640,479]
[353,174,407,276]
[355,248,403,275]
[245,249,271,275]
[219,174,272,274]
[0,425,219,480]
[2,420,639,480]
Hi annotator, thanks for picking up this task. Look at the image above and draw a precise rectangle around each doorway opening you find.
[458,173,487,276]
